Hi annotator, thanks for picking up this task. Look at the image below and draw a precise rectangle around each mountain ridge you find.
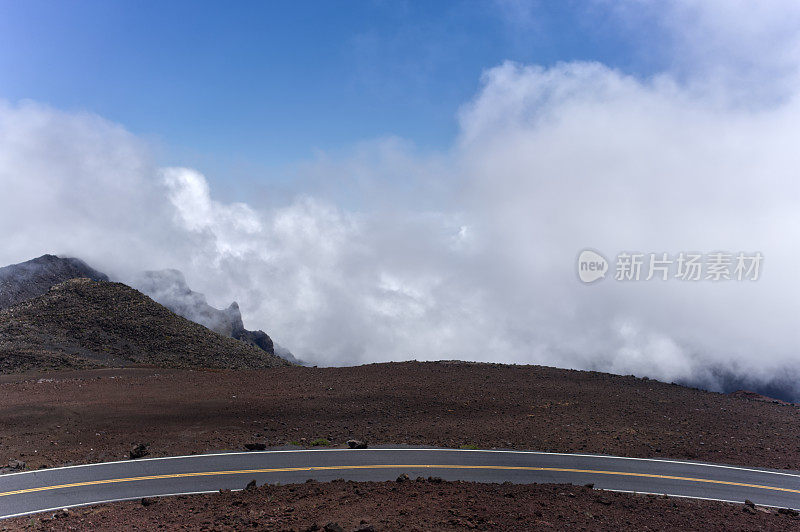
[0,278,290,373]
[0,254,108,310]
[0,255,299,364]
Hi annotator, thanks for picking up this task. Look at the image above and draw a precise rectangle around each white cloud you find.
[605,0,800,104]
[1,2,799,397]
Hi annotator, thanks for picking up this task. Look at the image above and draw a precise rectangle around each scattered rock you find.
[742,505,756,514]
[744,499,755,508]
[245,479,258,491]
[141,497,156,507]
[396,473,410,482]
[244,443,266,451]
[583,483,594,489]
[428,476,443,483]
[347,439,368,449]
[354,525,376,532]
[7,459,25,470]
[129,443,150,459]
[778,507,799,517]
[323,523,344,532]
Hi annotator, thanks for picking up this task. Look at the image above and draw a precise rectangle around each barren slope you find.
[0,278,290,373]
[0,362,798,471]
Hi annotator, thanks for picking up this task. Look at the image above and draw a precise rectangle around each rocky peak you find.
[0,254,109,310]
[132,269,280,358]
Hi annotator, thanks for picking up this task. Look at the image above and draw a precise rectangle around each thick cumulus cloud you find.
[1,2,799,398]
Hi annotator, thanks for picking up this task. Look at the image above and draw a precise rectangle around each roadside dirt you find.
[1,361,799,471]
[5,479,797,531]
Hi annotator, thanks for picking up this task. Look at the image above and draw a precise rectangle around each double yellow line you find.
[2,464,799,498]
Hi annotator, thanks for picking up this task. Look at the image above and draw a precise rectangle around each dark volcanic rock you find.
[0,278,291,373]
[130,443,150,459]
[0,254,108,310]
[228,302,273,353]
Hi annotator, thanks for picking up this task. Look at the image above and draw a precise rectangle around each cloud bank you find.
[1,2,799,398]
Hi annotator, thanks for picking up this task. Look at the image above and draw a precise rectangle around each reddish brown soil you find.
[1,361,799,471]
[5,479,798,531]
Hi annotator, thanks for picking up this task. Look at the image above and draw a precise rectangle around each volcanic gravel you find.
[5,479,797,531]
[0,279,289,373]
[1,361,798,471]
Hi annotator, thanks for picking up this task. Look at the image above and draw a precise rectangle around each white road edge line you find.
[2,448,799,479]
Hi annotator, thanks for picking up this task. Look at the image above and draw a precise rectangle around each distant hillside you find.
[0,278,291,373]
[0,254,108,310]
[134,269,301,364]
[0,255,299,364]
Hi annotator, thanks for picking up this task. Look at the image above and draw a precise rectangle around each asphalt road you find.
[2,448,799,518]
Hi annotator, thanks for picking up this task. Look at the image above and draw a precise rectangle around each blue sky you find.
[0,1,663,182]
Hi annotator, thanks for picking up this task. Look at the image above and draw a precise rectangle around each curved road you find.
[2,448,799,518]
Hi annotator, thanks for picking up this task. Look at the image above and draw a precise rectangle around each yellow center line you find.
[1,465,799,498]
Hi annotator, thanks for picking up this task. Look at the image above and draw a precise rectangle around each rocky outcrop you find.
[0,254,108,310]
[133,269,239,336]
[133,269,300,364]
[227,301,274,353]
